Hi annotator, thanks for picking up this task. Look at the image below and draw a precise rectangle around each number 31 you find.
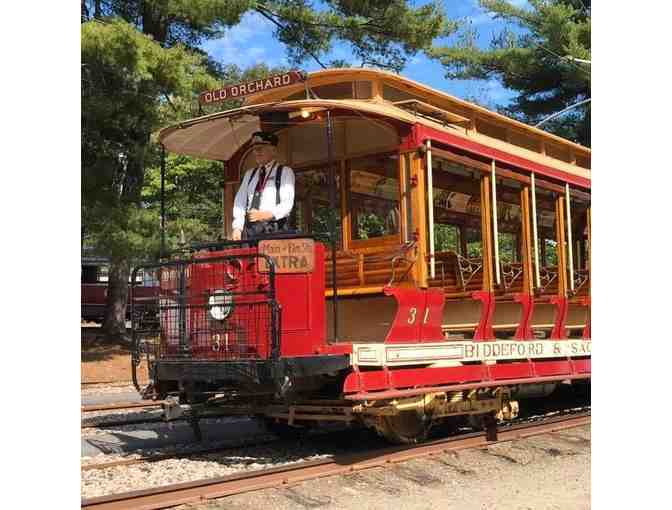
[407,307,431,324]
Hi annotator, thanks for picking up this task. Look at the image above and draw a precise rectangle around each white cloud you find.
[200,12,277,68]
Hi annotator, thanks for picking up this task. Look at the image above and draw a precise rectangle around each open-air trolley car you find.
[132,69,590,444]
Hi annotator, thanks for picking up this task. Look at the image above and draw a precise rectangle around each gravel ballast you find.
[81,438,339,499]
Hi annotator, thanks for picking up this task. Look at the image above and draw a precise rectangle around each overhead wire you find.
[530,40,591,78]
[534,98,591,127]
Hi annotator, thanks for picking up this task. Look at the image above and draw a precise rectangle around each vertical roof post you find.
[426,140,435,279]
[326,109,338,340]
[160,144,166,259]
[491,160,501,286]
[531,172,541,288]
[565,183,574,292]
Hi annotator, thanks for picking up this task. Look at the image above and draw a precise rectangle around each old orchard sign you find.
[199,71,306,105]
[258,238,315,274]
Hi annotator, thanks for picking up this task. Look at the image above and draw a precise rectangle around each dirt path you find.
[81,328,149,384]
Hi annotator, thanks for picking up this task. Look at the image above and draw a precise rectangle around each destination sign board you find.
[258,238,315,274]
[354,339,592,367]
[199,71,307,105]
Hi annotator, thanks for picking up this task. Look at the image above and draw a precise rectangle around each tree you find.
[429,0,591,146]
[82,19,216,340]
[83,1,452,71]
[82,1,451,341]
[142,64,291,252]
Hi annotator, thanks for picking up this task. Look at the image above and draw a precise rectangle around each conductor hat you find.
[250,131,279,147]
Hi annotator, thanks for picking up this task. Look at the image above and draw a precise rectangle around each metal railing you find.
[130,252,280,366]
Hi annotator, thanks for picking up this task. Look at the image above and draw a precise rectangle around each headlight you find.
[208,290,233,320]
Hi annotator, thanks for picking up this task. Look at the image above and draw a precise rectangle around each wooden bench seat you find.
[325,243,415,290]
[428,251,484,298]
[429,251,526,300]
[442,322,587,333]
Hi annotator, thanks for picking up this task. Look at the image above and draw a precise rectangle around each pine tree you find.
[81,1,451,341]
[429,0,591,146]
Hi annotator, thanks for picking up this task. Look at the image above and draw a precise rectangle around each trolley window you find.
[465,227,482,258]
[348,154,400,242]
[433,223,460,253]
[286,81,356,101]
[81,265,98,284]
[293,167,342,247]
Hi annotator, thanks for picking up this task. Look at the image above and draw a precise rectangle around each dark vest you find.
[242,163,290,240]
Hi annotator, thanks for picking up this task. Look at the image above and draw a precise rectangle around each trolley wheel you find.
[572,380,591,402]
[377,411,432,444]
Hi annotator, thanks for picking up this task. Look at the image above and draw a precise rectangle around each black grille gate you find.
[130,253,280,364]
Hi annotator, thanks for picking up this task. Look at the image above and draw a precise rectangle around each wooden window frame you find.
[430,145,590,199]
[346,152,404,251]
[293,163,345,248]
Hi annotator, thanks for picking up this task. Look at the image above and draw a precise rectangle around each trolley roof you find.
[158,69,590,183]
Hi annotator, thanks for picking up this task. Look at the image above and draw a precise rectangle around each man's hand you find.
[248,209,274,222]
[232,229,242,241]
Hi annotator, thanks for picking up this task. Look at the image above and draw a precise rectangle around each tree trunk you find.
[101,255,131,344]
[100,141,147,344]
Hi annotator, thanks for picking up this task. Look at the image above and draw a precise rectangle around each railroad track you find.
[81,411,590,510]
[82,381,134,387]
[81,410,240,431]
[81,434,278,472]
[82,415,165,430]
[81,401,165,413]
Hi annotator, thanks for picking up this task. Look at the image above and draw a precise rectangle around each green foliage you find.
[312,206,342,245]
[82,18,218,259]
[467,242,482,258]
[255,1,453,71]
[84,1,452,72]
[83,1,255,46]
[82,2,451,260]
[81,1,453,333]
[142,154,225,249]
[498,231,517,263]
[544,239,558,266]
[465,228,483,258]
[429,0,590,145]
[434,223,459,252]
[356,212,386,239]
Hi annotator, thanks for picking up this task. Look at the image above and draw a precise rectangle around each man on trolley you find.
[231,131,295,241]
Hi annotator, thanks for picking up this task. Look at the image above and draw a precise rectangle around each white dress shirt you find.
[232,160,295,232]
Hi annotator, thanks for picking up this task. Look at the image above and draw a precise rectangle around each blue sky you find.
[200,1,530,109]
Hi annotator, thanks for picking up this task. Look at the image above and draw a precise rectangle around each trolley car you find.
[82,252,157,322]
[132,69,590,443]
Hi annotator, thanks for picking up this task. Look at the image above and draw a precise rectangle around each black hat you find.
[250,131,279,147]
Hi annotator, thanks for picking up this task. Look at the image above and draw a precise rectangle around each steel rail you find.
[81,412,589,510]
[82,416,165,430]
[82,381,135,387]
[81,436,276,472]
[81,411,237,430]
[81,401,165,413]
